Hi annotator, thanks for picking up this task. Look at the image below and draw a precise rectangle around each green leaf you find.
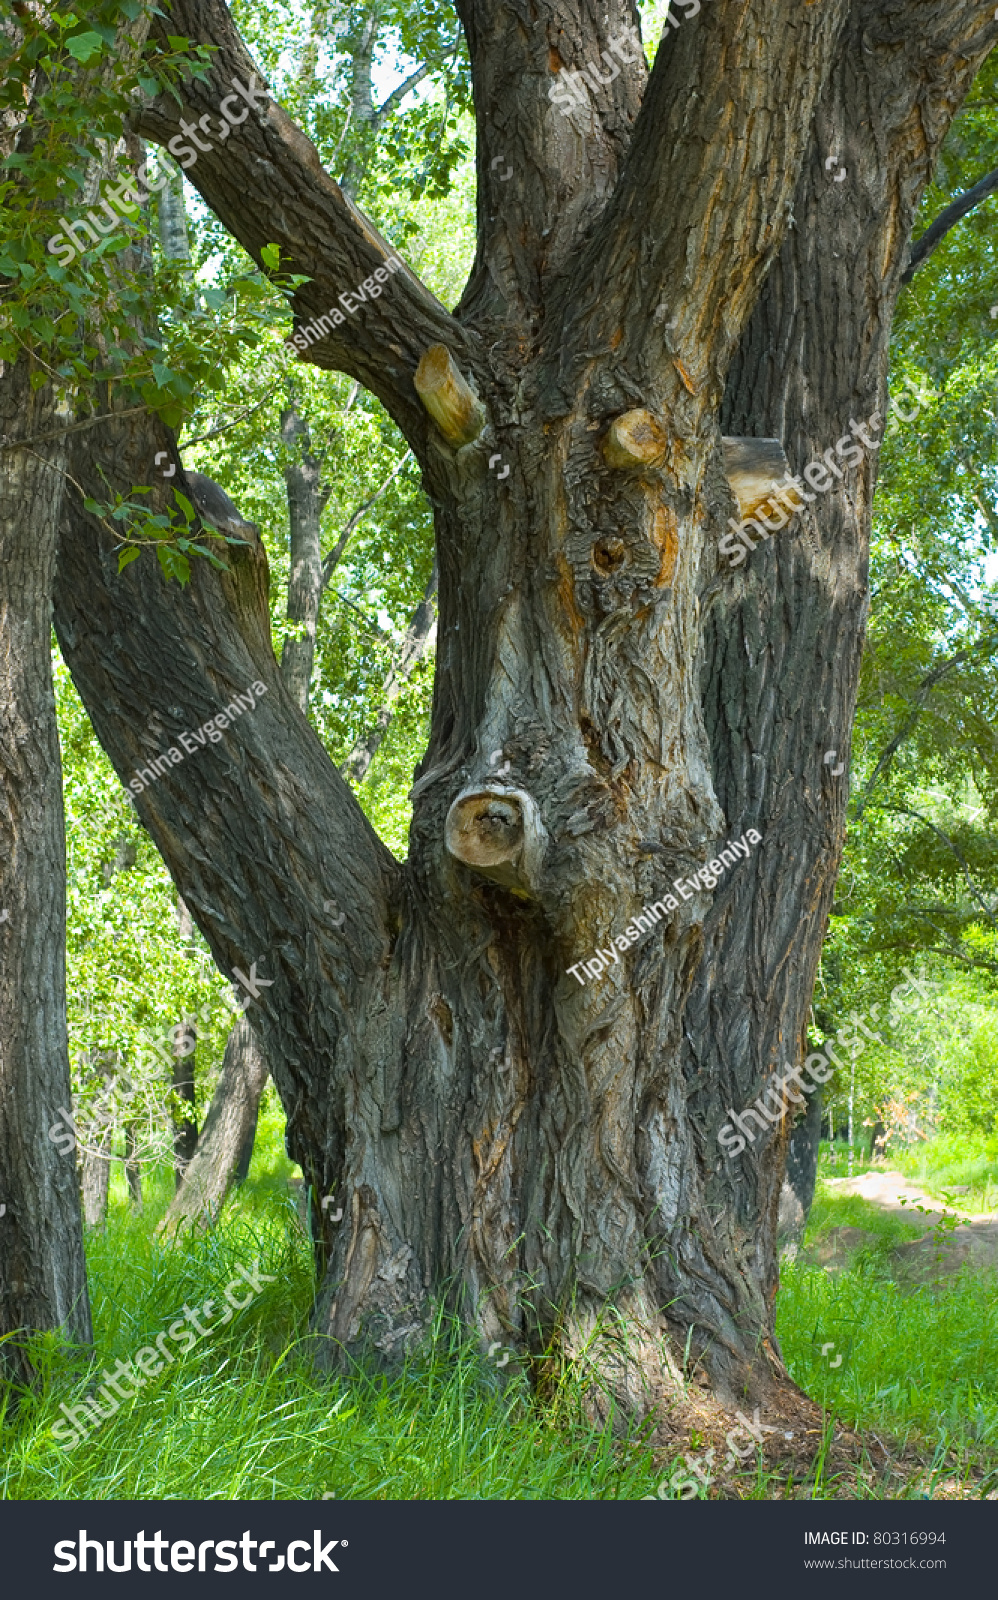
[260,243,281,271]
[65,32,104,63]
[156,545,190,586]
[117,547,141,573]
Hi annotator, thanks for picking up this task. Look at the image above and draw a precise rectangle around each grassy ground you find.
[1,1113,995,1500]
[775,1152,998,1495]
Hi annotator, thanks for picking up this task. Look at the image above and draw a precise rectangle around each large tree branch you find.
[137,0,471,448]
[453,2,646,324]
[901,162,998,282]
[560,0,852,409]
[52,404,401,1167]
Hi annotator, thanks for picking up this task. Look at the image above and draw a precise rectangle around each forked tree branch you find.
[561,0,853,408]
[136,0,471,448]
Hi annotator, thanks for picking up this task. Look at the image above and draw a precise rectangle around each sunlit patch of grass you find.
[775,1181,998,1496]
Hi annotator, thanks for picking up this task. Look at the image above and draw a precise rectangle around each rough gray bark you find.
[0,358,93,1376]
[51,0,996,1421]
[159,1015,269,1233]
[684,0,993,1387]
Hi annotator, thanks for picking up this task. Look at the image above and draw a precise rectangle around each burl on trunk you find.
[52,0,994,1418]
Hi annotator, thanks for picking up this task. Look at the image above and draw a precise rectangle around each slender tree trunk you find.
[171,897,198,1187]
[80,1128,113,1230]
[280,406,326,712]
[157,155,191,263]
[0,358,93,1376]
[124,1120,143,1209]
[777,1085,823,1261]
[159,1015,269,1234]
[79,1051,119,1229]
[341,563,438,784]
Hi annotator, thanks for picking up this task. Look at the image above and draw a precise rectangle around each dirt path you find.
[823,1167,994,1222]
[806,1169,998,1283]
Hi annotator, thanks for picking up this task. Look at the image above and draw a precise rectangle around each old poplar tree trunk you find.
[0,358,94,1377]
[51,0,995,1415]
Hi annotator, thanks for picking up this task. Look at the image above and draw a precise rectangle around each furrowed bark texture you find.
[679,0,995,1392]
[53,0,997,1412]
[0,360,93,1375]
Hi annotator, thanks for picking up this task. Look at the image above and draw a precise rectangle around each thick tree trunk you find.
[50,0,996,1423]
[684,0,991,1391]
[0,359,93,1377]
[159,1016,268,1234]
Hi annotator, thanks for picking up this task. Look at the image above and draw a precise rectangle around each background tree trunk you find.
[777,1087,823,1261]
[341,563,438,784]
[124,1120,143,1209]
[171,897,198,1187]
[159,1015,269,1233]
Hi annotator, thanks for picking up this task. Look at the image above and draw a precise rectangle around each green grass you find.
[893,1131,998,1211]
[2,1120,996,1500]
[0,1111,665,1501]
[775,1171,998,1496]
